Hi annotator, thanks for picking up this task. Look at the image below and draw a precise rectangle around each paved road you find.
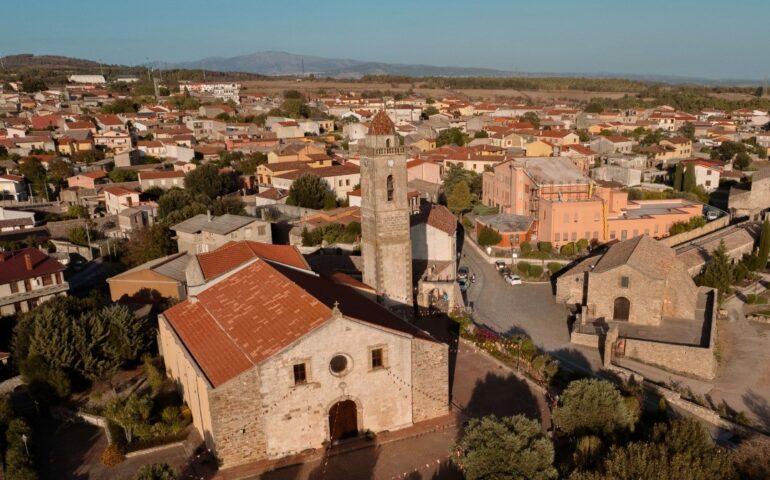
[460,241,602,375]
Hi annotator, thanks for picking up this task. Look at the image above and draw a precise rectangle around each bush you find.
[143,356,165,395]
[576,238,589,251]
[520,241,533,254]
[477,225,502,247]
[529,265,544,279]
[517,261,531,275]
[133,463,178,480]
[547,262,563,275]
[100,444,126,466]
[560,242,577,256]
[537,241,552,253]
[745,293,767,305]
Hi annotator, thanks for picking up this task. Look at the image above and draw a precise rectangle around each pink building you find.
[407,159,443,185]
[67,170,109,189]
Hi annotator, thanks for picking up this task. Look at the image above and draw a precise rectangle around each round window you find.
[329,355,349,375]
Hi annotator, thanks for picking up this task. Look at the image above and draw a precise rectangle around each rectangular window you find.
[258,226,266,236]
[555,233,561,242]
[610,231,616,240]
[593,231,599,239]
[10,282,18,294]
[620,276,630,288]
[371,348,384,369]
[621,230,628,240]
[571,232,577,241]
[293,363,307,385]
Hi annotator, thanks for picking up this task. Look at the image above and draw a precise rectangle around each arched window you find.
[386,175,394,201]
[386,138,391,148]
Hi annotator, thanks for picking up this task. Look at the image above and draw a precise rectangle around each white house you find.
[0,175,27,201]
[680,159,724,192]
[103,186,140,215]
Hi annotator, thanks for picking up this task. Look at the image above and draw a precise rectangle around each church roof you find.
[369,110,395,135]
[163,257,435,387]
[592,235,676,280]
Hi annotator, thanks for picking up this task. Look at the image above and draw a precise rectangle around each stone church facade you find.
[158,248,448,468]
[360,110,414,308]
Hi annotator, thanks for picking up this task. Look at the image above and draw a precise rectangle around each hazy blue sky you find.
[3,0,769,79]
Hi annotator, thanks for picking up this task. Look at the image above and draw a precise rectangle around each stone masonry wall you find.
[411,338,450,422]
[587,265,665,326]
[208,369,268,467]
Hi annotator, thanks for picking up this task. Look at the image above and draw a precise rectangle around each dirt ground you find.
[240,78,635,103]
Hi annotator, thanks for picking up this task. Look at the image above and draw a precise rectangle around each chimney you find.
[24,254,33,271]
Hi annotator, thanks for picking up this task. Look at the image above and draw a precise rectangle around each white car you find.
[504,274,522,285]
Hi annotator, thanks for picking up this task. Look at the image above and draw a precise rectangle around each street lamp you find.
[21,433,28,456]
[512,252,518,270]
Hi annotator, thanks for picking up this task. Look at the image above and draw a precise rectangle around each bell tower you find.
[360,110,413,308]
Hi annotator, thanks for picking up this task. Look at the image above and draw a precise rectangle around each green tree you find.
[109,168,138,183]
[185,163,228,200]
[474,130,489,139]
[734,152,751,170]
[584,102,604,113]
[477,226,502,247]
[5,419,38,480]
[757,220,770,270]
[287,174,331,209]
[453,415,557,480]
[65,204,89,219]
[157,188,208,220]
[683,163,697,192]
[105,393,153,444]
[446,180,471,214]
[133,463,178,480]
[679,122,695,140]
[756,146,768,159]
[436,127,467,147]
[696,240,733,299]
[522,111,541,128]
[733,436,770,480]
[424,106,439,116]
[123,224,176,267]
[673,162,684,191]
[553,379,634,436]
[67,225,93,246]
[210,196,246,216]
[47,158,74,186]
[21,77,47,93]
[19,157,48,198]
[104,305,153,363]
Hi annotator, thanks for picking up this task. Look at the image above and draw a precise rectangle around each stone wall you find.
[208,369,268,467]
[623,338,717,379]
[587,265,666,325]
[411,338,450,422]
[659,215,729,247]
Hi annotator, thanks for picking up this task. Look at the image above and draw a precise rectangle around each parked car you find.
[500,267,512,277]
[459,278,469,292]
[504,274,522,285]
[458,266,470,280]
[495,260,507,271]
[705,209,719,221]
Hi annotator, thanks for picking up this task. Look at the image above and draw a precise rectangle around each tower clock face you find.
[387,159,395,168]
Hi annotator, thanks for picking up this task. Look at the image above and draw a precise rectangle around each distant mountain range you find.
[163,50,512,78]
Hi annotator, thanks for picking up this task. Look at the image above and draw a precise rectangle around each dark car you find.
[458,266,470,280]
[459,278,469,292]
[500,267,512,277]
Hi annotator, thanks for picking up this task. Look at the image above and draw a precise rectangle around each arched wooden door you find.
[613,297,630,321]
[329,400,358,441]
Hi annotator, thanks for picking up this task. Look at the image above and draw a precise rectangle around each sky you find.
[3,0,769,80]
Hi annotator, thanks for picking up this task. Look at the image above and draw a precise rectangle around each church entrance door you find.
[329,400,358,441]
[613,297,630,321]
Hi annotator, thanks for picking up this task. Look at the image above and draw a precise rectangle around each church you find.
[157,116,451,467]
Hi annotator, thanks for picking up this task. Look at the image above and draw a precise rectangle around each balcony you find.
[0,282,70,307]
[358,146,406,157]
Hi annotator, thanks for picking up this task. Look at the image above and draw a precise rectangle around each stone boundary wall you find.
[659,216,730,247]
[569,331,599,349]
[622,289,718,380]
[50,406,113,444]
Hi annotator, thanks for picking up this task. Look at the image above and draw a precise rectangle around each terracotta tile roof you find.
[369,110,395,135]
[79,171,107,179]
[163,259,332,387]
[196,240,309,280]
[274,165,359,180]
[0,174,24,182]
[0,247,66,284]
[412,203,457,235]
[592,235,675,280]
[103,186,138,196]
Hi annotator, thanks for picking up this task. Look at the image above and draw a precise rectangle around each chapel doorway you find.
[329,400,358,441]
[613,297,630,321]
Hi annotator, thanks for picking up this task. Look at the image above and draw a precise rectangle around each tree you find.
[757,146,768,159]
[553,379,634,437]
[696,240,733,299]
[67,225,93,246]
[185,163,228,200]
[758,220,770,270]
[47,158,74,185]
[453,415,557,480]
[683,163,697,192]
[436,127,467,147]
[19,157,48,198]
[474,130,489,139]
[109,168,138,183]
[522,111,541,128]
[5,419,38,480]
[210,196,246,216]
[103,305,153,363]
[584,102,604,113]
[477,226,502,247]
[123,224,176,267]
[157,188,208,221]
[323,192,337,210]
[133,463,178,480]
[673,162,684,191]
[446,180,471,214]
[424,106,439,117]
[734,152,751,170]
[734,436,770,480]
[679,122,695,140]
[72,149,105,165]
[105,393,153,444]
[287,174,331,209]
[21,77,47,93]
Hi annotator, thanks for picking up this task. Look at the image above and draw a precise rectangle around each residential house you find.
[171,213,272,254]
[67,170,108,189]
[138,170,185,191]
[272,165,360,200]
[0,248,69,316]
[103,186,140,215]
[0,174,27,201]
[590,135,634,155]
[680,158,724,192]
[0,208,35,232]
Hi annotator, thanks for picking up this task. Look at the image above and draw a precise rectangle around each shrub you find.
[576,238,589,251]
[100,444,125,466]
[560,242,577,256]
[547,262,562,275]
[529,265,544,279]
[520,242,533,254]
[477,226,502,247]
[537,241,552,253]
[143,356,165,395]
[517,261,531,275]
